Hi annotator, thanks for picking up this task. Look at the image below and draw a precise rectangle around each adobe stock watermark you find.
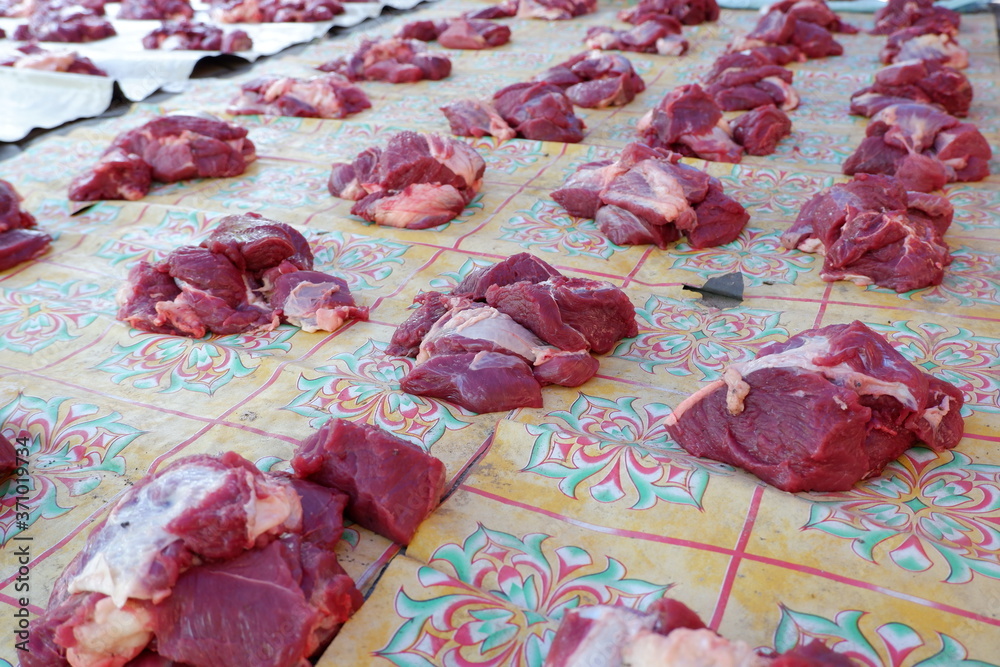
[10,435,32,655]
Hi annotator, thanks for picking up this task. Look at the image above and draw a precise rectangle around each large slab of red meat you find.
[23,452,363,667]
[0,44,107,75]
[69,115,257,202]
[317,37,451,83]
[228,73,371,119]
[209,0,343,22]
[292,418,447,545]
[545,598,853,666]
[116,212,367,337]
[535,51,646,108]
[327,131,485,229]
[850,60,972,118]
[584,16,690,56]
[618,0,719,26]
[13,0,116,42]
[0,179,52,272]
[665,321,965,492]
[142,20,253,52]
[782,173,954,292]
[389,253,632,413]
[118,0,193,19]
[553,142,749,249]
[842,103,991,192]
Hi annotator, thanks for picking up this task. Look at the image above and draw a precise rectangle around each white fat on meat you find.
[550,605,657,667]
[426,134,485,192]
[416,304,550,364]
[67,462,301,607]
[282,280,352,333]
[762,75,799,110]
[922,394,951,430]
[622,628,769,667]
[66,598,154,667]
[371,183,467,228]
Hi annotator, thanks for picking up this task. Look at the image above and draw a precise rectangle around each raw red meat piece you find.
[209,0,343,22]
[403,350,545,412]
[665,321,965,492]
[533,348,600,386]
[292,418,447,545]
[328,131,485,229]
[117,261,185,335]
[880,27,968,68]
[270,270,369,332]
[68,148,152,201]
[0,44,107,75]
[0,180,51,272]
[637,84,743,163]
[387,291,458,356]
[552,160,615,218]
[142,20,253,51]
[318,37,451,82]
[703,52,798,111]
[397,18,445,41]
[118,0,192,19]
[228,73,371,119]
[687,178,749,248]
[584,17,689,56]
[516,0,595,20]
[201,212,313,274]
[452,251,562,300]
[492,82,586,143]
[14,0,116,42]
[850,60,972,118]
[596,205,681,248]
[464,0,517,19]
[933,122,992,182]
[768,0,857,33]
[437,17,511,49]
[0,179,37,233]
[729,8,843,60]
[441,98,517,140]
[731,105,792,155]
[0,434,18,484]
[537,51,646,108]
[618,0,719,26]
[872,0,960,35]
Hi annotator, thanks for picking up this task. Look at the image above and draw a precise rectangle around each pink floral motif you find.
[715,166,834,217]
[309,230,410,291]
[502,200,620,259]
[669,227,815,286]
[0,279,116,355]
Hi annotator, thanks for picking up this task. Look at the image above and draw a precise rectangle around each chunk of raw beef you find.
[327,131,485,229]
[402,350,545,412]
[729,9,843,59]
[516,0,596,20]
[618,0,719,26]
[880,26,968,68]
[396,18,445,41]
[228,73,371,118]
[209,0,343,22]
[464,0,517,19]
[118,0,192,19]
[0,180,51,272]
[842,103,991,191]
[292,418,446,545]
[783,174,953,292]
[14,0,115,41]
[0,44,107,75]
[731,105,792,155]
[441,98,517,140]
[142,20,253,51]
[767,0,857,33]
[850,60,972,117]
[584,17,689,56]
[0,179,37,233]
[0,434,17,483]
[24,452,364,667]
[637,84,744,163]
[318,37,451,82]
[872,0,960,35]
[451,251,562,300]
[536,51,646,108]
[492,82,586,142]
[664,321,965,492]
[68,148,152,202]
[270,270,369,332]
[437,17,511,49]
[387,291,459,356]
[702,51,798,111]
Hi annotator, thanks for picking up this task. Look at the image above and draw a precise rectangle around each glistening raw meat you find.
[637,84,749,162]
[664,321,965,492]
[142,20,253,51]
[0,179,52,272]
[69,115,257,201]
[584,16,690,56]
[399,17,511,49]
[0,44,106,75]
[442,82,587,143]
[534,51,646,109]
[702,50,799,112]
[850,60,972,118]
[872,0,960,36]
[13,0,116,41]
[618,0,719,26]
[228,73,371,119]
[317,37,452,83]
[327,131,485,229]
[22,452,364,667]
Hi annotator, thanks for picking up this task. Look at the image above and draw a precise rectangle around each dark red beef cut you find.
[872,0,960,35]
[0,180,52,272]
[618,0,719,26]
[327,131,485,229]
[665,321,965,492]
[464,0,517,19]
[547,598,853,666]
[436,17,511,49]
[209,0,343,22]
[536,51,646,108]
[0,179,37,233]
[0,44,107,75]
[731,105,792,155]
[318,37,451,83]
[14,0,116,42]
[118,0,192,19]
[387,291,458,356]
[441,98,517,140]
[397,18,446,41]
[584,16,689,56]
[768,0,857,33]
[842,103,991,192]
[850,60,972,118]
[0,434,17,483]
[270,270,369,333]
[452,251,561,299]
[880,27,968,68]
[229,73,370,118]
[142,20,253,52]
[702,51,799,112]
[292,418,446,545]
[23,452,363,667]
[783,174,954,292]
[516,0,596,20]
[728,5,844,60]
[492,82,586,143]
[69,115,256,201]
[637,84,744,163]
[402,350,545,412]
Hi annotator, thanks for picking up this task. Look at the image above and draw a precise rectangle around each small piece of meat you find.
[638,84,743,163]
[117,261,185,335]
[0,44,107,75]
[401,350,544,413]
[228,73,370,119]
[585,16,689,56]
[14,0,116,42]
[880,28,968,68]
[201,212,313,274]
[269,269,367,334]
[318,38,452,83]
[1,178,37,233]
[209,0,344,22]
[850,60,972,118]
[493,82,586,143]
[533,348,599,386]
[464,0,518,18]
[0,434,18,484]
[351,184,467,229]
[452,252,563,300]
[440,98,517,140]
[118,0,193,19]
[537,51,646,109]
[731,105,792,156]
[396,18,445,41]
[68,148,152,201]
[664,321,964,492]
[552,160,614,218]
[0,228,53,272]
[516,0,596,20]
[688,178,749,248]
[596,204,682,248]
[618,0,719,25]
[703,58,798,112]
[142,20,253,52]
[387,291,459,356]
[872,0,960,35]
[437,17,511,49]
[291,418,447,545]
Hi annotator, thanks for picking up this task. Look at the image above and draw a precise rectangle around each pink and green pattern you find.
[501,200,622,260]
[0,279,116,355]
[309,230,411,291]
[669,228,816,287]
